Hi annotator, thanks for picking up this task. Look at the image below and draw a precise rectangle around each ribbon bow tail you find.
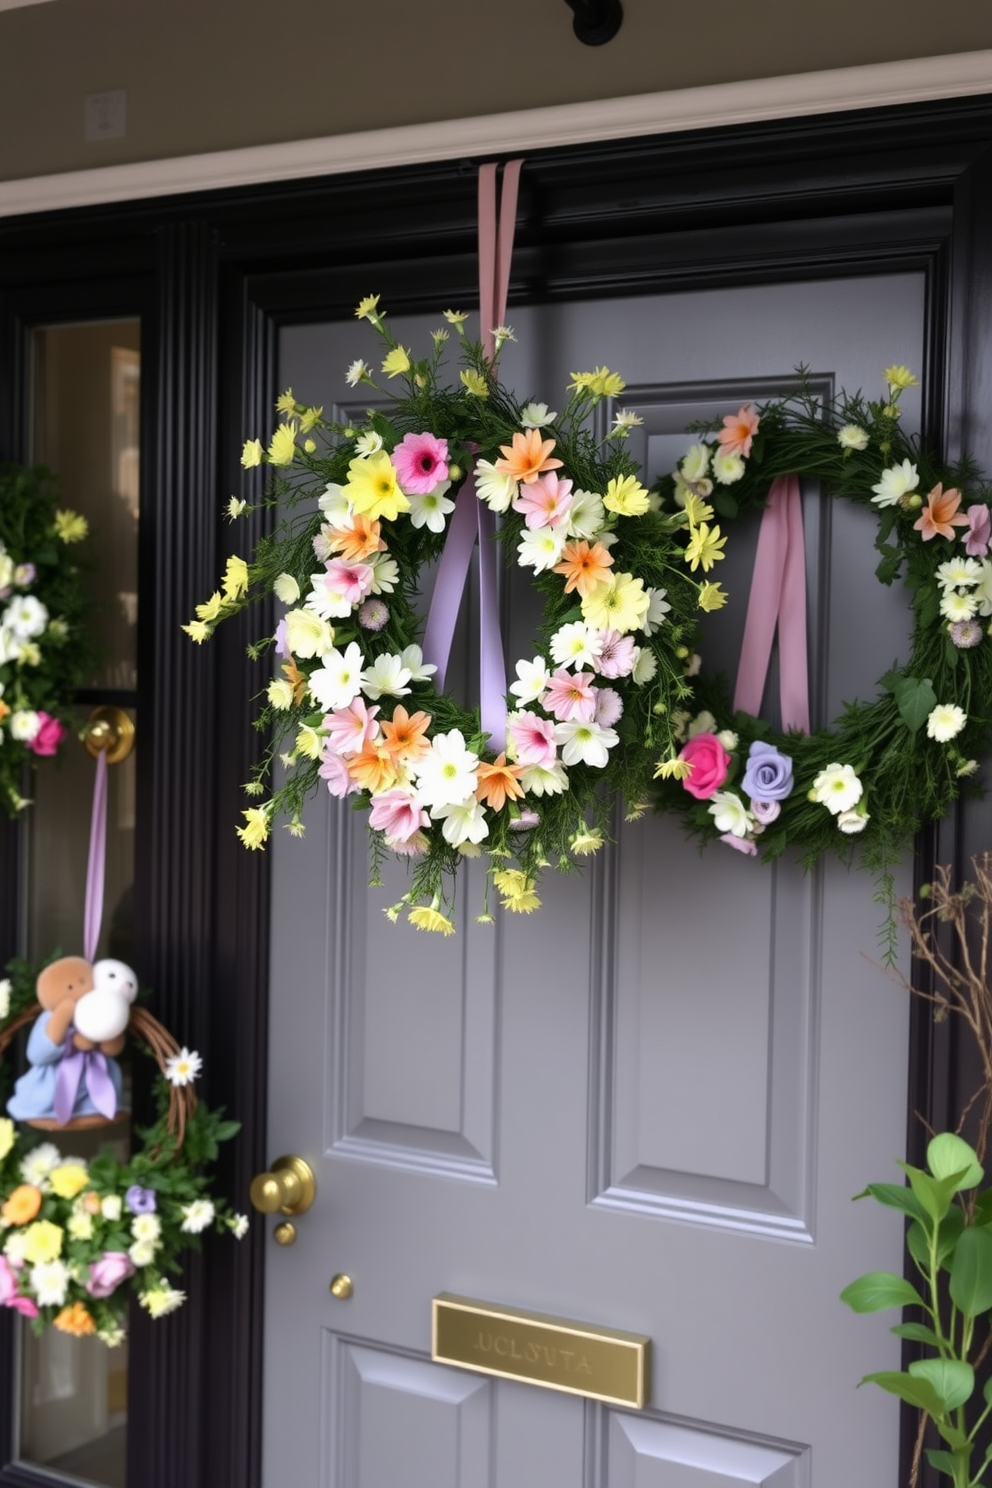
[54,1046,117,1125]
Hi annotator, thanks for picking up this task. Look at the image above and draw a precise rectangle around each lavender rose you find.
[87,1251,136,1298]
[125,1185,156,1215]
[741,741,794,803]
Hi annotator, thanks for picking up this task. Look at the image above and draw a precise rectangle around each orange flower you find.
[475,753,526,812]
[54,1302,96,1337]
[553,540,615,598]
[717,403,760,458]
[914,483,970,541]
[380,706,432,761]
[0,698,8,724]
[2,1186,42,1226]
[494,429,563,486]
[347,743,399,794]
[328,514,386,562]
[282,657,309,707]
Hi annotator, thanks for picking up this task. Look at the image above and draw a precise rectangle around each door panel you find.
[265,273,922,1485]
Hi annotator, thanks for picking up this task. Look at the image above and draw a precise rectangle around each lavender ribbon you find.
[83,749,108,964]
[421,473,506,750]
[54,1042,117,1125]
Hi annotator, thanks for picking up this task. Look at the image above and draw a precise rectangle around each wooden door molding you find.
[2,94,992,1487]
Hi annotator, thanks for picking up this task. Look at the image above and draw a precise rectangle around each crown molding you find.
[1,51,990,218]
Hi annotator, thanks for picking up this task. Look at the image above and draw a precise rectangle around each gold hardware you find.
[82,705,135,764]
[329,1274,353,1300]
[249,1155,316,1216]
[273,1222,297,1247]
[431,1295,650,1409]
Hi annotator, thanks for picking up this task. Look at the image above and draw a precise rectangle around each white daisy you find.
[433,797,490,848]
[935,557,983,590]
[308,643,365,712]
[5,595,48,639]
[939,590,979,622]
[519,762,569,796]
[554,719,619,768]
[317,483,352,522]
[640,588,671,634]
[353,429,384,457]
[139,1286,186,1318]
[550,622,603,671]
[367,552,399,595]
[811,762,863,814]
[180,1199,215,1235]
[272,572,300,604]
[520,402,557,428]
[517,525,566,574]
[400,644,437,684]
[837,424,870,450]
[708,791,753,838]
[871,459,918,508]
[712,453,745,485]
[406,482,455,533]
[926,704,967,742]
[132,1213,161,1243]
[164,1047,203,1087]
[631,648,658,685]
[129,1238,158,1268]
[20,1144,61,1189]
[565,489,607,540]
[680,443,711,482]
[509,656,551,704]
[474,459,518,513]
[10,710,40,742]
[412,730,479,811]
[344,359,370,387]
[360,653,412,701]
[229,1214,250,1240]
[31,1260,69,1307]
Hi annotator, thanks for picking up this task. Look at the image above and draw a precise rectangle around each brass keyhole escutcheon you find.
[82,705,135,764]
[329,1274,353,1300]
[249,1155,316,1216]
[273,1222,297,1247]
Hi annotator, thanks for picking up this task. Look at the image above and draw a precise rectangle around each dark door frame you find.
[2,92,992,1488]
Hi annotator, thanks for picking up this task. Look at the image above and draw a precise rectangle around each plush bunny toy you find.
[7,955,136,1126]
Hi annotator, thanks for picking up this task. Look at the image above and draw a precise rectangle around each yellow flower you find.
[54,1302,96,1337]
[54,509,88,543]
[236,808,270,850]
[226,497,247,519]
[298,405,323,433]
[22,1219,63,1264]
[195,591,225,623]
[443,309,469,329]
[343,452,410,523]
[460,369,489,398]
[580,572,650,634]
[682,492,714,526]
[570,828,604,856]
[0,1118,14,1162]
[883,364,918,391]
[275,388,297,415]
[295,725,322,760]
[491,868,541,913]
[603,475,650,517]
[240,438,263,468]
[697,582,728,612]
[381,347,411,378]
[569,366,626,397]
[683,522,727,573]
[355,294,382,323]
[49,1164,89,1200]
[222,555,249,601]
[267,422,298,466]
[408,905,455,936]
[182,620,211,644]
[654,757,693,780]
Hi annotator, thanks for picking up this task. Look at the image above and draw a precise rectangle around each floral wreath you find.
[0,464,95,816]
[185,297,724,933]
[0,958,245,1341]
[651,367,992,955]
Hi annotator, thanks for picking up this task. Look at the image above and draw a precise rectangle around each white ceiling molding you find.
[1,49,991,218]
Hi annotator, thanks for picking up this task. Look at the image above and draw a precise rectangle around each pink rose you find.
[26,711,66,757]
[678,732,731,800]
[87,1250,136,1299]
[0,1255,38,1317]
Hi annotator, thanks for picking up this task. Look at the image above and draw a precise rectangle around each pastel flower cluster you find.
[189,298,698,931]
[0,479,91,815]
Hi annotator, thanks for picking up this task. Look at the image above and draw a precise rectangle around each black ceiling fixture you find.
[563,0,623,45]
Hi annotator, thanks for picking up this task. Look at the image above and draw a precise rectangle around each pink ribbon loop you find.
[732,474,811,735]
[421,160,524,752]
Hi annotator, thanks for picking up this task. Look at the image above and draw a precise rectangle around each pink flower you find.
[512,472,573,530]
[965,504,991,558]
[514,810,541,831]
[392,432,449,494]
[678,732,731,800]
[750,798,781,825]
[717,404,760,458]
[507,712,558,768]
[594,630,636,679]
[369,788,429,842]
[26,712,66,757]
[87,1251,135,1299]
[541,669,597,722]
[0,1256,38,1318]
[319,748,361,798]
[593,687,623,726]
[720,832,758,856]
[386,830,428,856]
[321,559,375,608]
[323,699,380,757]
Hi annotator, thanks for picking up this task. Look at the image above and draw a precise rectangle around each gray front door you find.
[262,271,922,1486]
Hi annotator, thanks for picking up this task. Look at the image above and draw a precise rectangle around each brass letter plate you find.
[431,1294,650,1408]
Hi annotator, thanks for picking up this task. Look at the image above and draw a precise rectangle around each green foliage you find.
[844,1135,992,1487]
[0,464,97,817]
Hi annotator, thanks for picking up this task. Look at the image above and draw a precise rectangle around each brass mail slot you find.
[431,1294,650,1408]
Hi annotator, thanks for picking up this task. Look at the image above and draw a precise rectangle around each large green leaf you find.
[925,1448,962,1479]
[891,1322,943,1347]
[841,1272,926,1313]
[938,1206,967,1269]
[898,1162,960,1225]
[928,1134,984,1190]
[892,675,938,733]
[857,1182,926,1221]
[909,1358,975,1411]
[861,1370,944,1415]
[949,1226,992,1316]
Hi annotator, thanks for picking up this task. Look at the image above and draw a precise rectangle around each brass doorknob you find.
[249,1155,316,1216]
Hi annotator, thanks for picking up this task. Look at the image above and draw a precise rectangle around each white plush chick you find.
[74,958,138,1043]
